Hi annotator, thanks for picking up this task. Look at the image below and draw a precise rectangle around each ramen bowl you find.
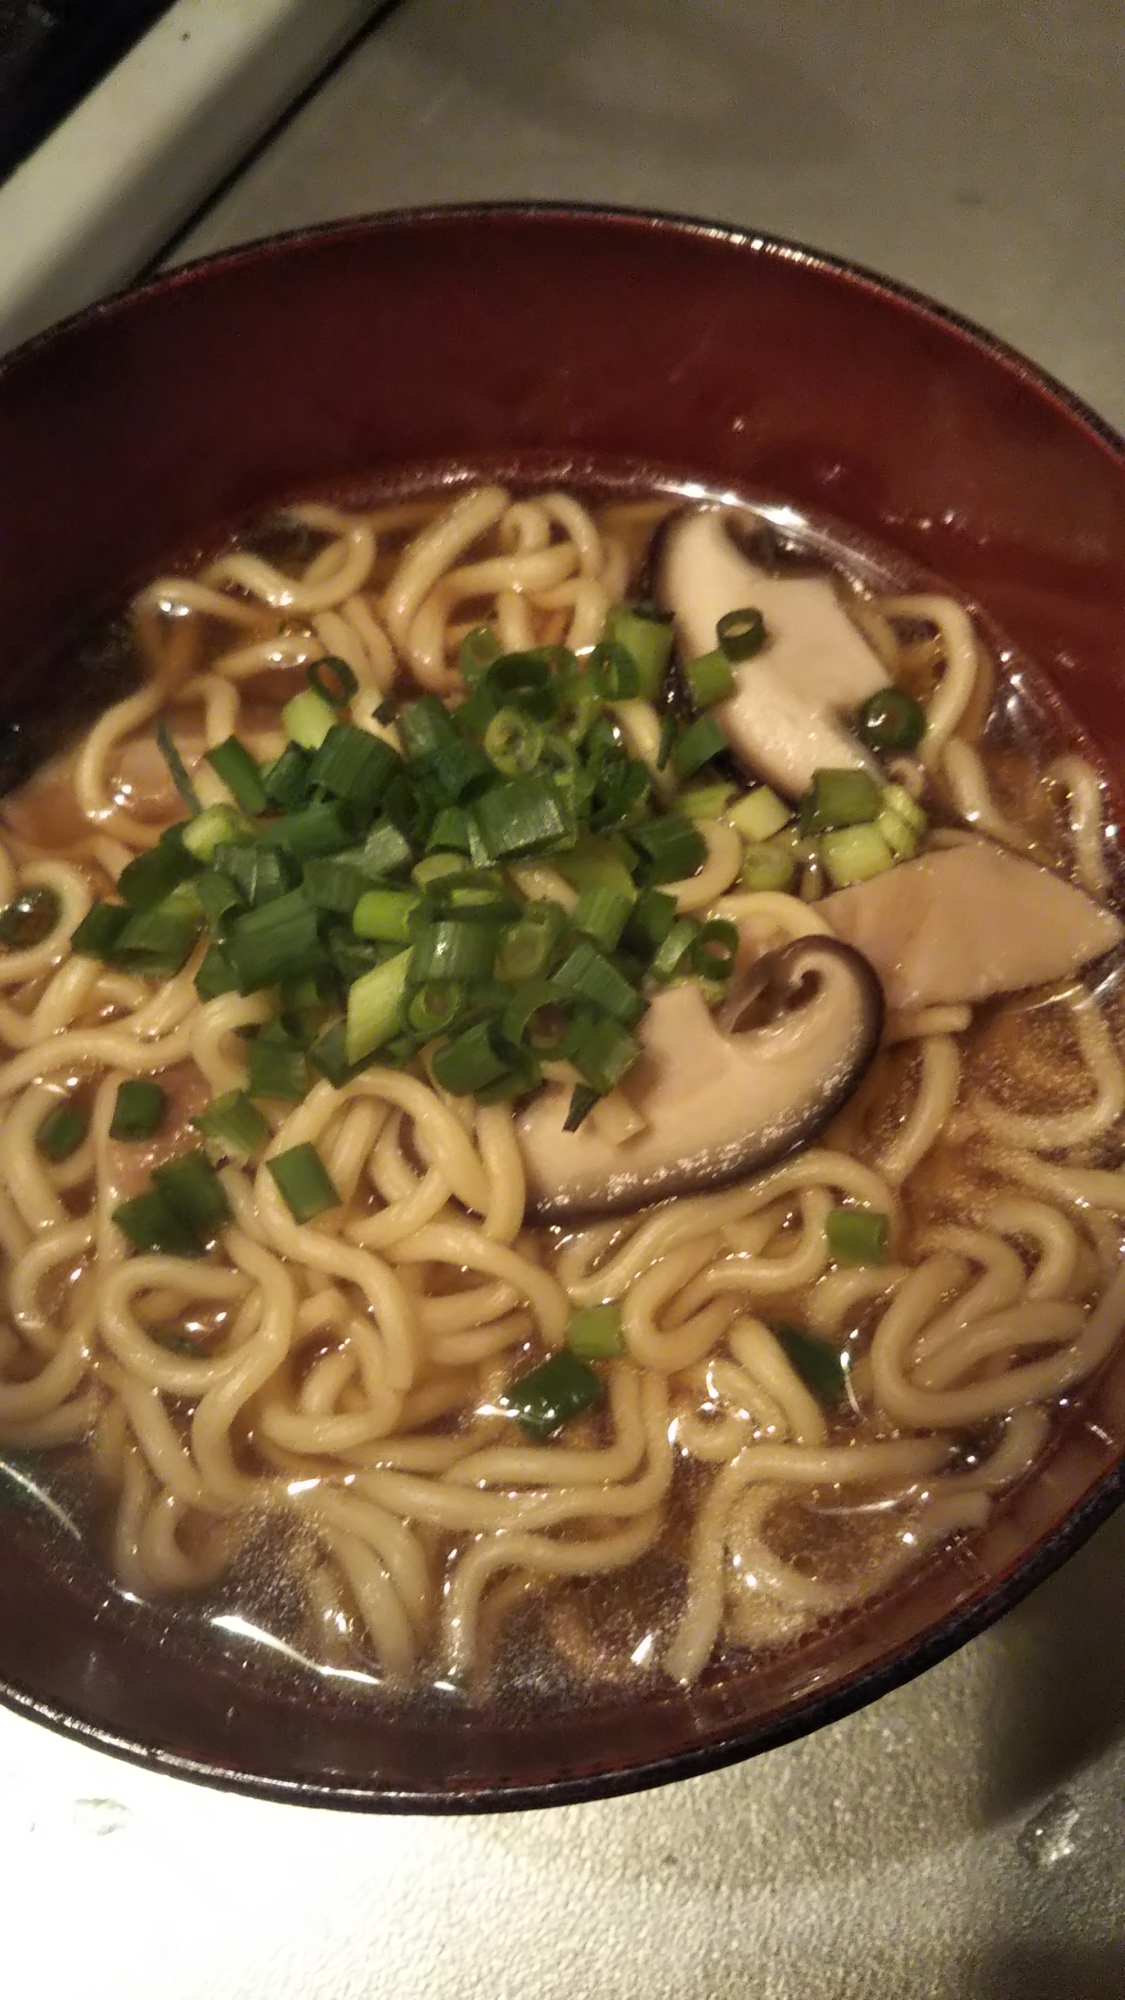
[1,205,1125,1810]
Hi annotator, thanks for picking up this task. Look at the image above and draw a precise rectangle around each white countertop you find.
[5,6,1125,1996]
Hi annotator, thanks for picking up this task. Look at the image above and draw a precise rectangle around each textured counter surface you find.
[6,5,1125,1995]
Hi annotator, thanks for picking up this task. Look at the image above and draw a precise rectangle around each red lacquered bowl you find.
[1,206,1124,1811]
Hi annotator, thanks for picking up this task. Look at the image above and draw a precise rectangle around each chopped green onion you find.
[398,695,457,762]
[674,712,728,778]
[459,624,502,684]
[739,841,797,892]
[855,686,927,754]
[204,737,269,814]
[405,980,467,1036]
[690,918,739,981]
[680,782,737,820]
[569,1013,641,1093]
[500,982,576,1056]
[0,885,61,948]
[302,857,365,916]
[113,893,200,974]
[345,948,411,1063]
[566,1303,623,1360]
[773,1322,848,1407]
[414,848,469,887]
[430,1020,511,1095]
[717,606,767,662]
[264,801,349,866]
[471,776,571,859]
[308,1021,355,1087]
[424,808,472,857]
[409,919,497,988]
[650,916,699,983]
[228,888,319,992]
[153,1150,231,1237]
[308,656,358,708]
[725,785,792,844]
[603,604,673,699]
[685,649,735,709]
[554,833,635,899]
[881,783,927,834]
[353,886,421,945]
[588,641,641,702]
[70,900,130,958]
[483,706,545,777]
[214,841,291,909]
[361,819,414,877]
[282,687,336,751]
[821,824,895,888]
[266,1142,339,1223]
[800,768,883,832]
[117,837,198,913]
[572,883,635,952]
[309,725,398,813]
[194,943,240,1000]
[876,805,922,860]
[113,1189,203,1257]
[631,812,706,885]
[655,710,677,772]
[155,720,202,815]
[552,940,645,1026]
[563,1082,600,1131]
[181,803,250,864]
[36,1102,88,1162]
[261,742,312,810]
[192,1089,270,1156]
[825,1206,890,1265]
[473,1046,541,1104]
[501,1349,605,1440]
[495,899,567,983]
[109,1079,166,1141]
[247,1023,308,1101]
[195,870,243,929]
[621,888,677,959]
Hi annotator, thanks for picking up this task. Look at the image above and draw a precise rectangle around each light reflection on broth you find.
[0,477,1123,1714]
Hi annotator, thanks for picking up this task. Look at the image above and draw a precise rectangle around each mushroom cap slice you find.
[822,838,1124,1010]
[517,937,883,1222]
[656,507,889,800]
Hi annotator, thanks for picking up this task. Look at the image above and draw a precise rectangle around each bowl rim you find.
[2,199,1124,1813]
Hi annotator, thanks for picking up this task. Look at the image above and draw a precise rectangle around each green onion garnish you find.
[353,886,421,945]
[36,1102,88,1162]
[569,1013,641,1093]
[571,883,634,953]
[70,900,130,957]
[192,1089,270,1156]
[602,604,673,699]
[855,686,927,754]
[825,1206,890,1265]
[587,641,641,702]
[247,1023,308,1101]
[459,624,502,684]
[309,725,398,812]
[308,656,359,708]
[181,803,250,864]
[773,1323,849,1407]
[204,737,269,814]
[820,824,895,888]
[501,1349,605,1440]
[685,649,735,709]
[552,939,645,1027]
[228,889,320,992]
[261,742,312,810]
[345,949,411,1064]
[471,774,571,859]
[408,919,497,988]
[194,943,240,1000]
[282,687,336,751]
[739,842,797,893]
[109,1079,166,1141]
[430,1020,512,1096]
[800,768,883,832]
[631,812,706,885]
[565,1303,623,1360]
[483,706,545,777]
[117,837,198,913]
[113,1190,204,1258]
[690,918,739,981]
[267,1142,339,1223]
[155,721,202,815]
[152,1150,231,1237]
[725,785,791,844]
[716,606,767,662]
[674,711,727,778]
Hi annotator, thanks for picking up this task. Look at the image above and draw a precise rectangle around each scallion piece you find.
[70,900,130,958]
[483,706,545,777]
[563,1082,600,1131]
[680,782,737,820]
[739,841,797,892]
[494,899,567,983]
[408,919,497,987]
[261,742,312,810]
[587,641,640,702]
[471,775,570,859]
[500,982,576,1056]
[459,624,502,684]
[113,1189,203,1258]
[308,655,359,708]
[603,604,673,699]
[631,812,706,885]
[196,869,243,929]
[855,686,927,754]
[345,948,411,1063]
[820,824,895,888]
[621,888,677,959]
[716,606,767,662]
[192,1089,270,1157]
[36,1102,88,1162]
[264,801,349,866]
[773,1322,848,1407]
[430,1020,511,1095]
[215,841,291,909]
[405,980,467,1037]
[501,1349,605,1440]
[674,711,727,778]
[800,768,883,832]
[572,882,634,952]
[569,1012,641,1093]
[825,1206,890,1265]
[725,785,792,844]
[685,649,735,709]
[282,687,336,751]
[308,1021,355,1087]
[204,737,269,814]
[302,857,365,916]
[113,893,200,974]
[247,1024,308,1101]
[153,1150,231,1237]
[117,837,198,913]
[266,1142,340,1223]
[155,720,202,815]
[109,1079,166,1141]
[194,943,239,1000]
[690,918,739,981]
[361,819,414,877]
[181,803,250,864]
[228,889,320,992]
[353,887,421,945]
[566,1303,623,1360]
[650,916,699,983]
[309,724,398,812]
[552,940,645,1027]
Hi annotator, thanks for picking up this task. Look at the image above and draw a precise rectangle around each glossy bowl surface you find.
[1,205,1125,1811]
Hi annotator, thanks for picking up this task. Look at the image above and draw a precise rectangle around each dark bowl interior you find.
[1,205,1125,1810]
